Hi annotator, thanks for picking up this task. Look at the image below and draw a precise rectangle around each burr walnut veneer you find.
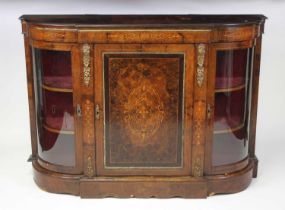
[20,14,266,198]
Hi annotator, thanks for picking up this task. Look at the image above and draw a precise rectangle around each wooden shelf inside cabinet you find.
[42,84,73,93]
[214,123,244,134]
[42,76,72,91]
[215,83,246,93]
[43,123,74,135]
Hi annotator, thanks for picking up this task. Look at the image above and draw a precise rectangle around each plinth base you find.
[32,159,256,198]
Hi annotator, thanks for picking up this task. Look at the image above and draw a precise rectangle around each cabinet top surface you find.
[20,14,266,27]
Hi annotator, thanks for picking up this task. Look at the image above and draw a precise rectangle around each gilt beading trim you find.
[193,157,203,177]
[196,44,206,87]
[86,154,94,177]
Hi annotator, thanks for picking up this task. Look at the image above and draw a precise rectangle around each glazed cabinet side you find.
[27,38,84,174]
[205,39,256,175]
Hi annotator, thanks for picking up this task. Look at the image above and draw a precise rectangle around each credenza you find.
[20,14,266,198]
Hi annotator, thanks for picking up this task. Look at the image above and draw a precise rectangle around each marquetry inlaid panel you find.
[104,54,184,167]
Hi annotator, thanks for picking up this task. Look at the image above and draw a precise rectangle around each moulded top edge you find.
[19,14,267,28]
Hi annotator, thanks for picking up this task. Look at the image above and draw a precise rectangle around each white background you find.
[0,0,285,210]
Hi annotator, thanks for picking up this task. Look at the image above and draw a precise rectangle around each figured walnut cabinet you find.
[21,14,266,198]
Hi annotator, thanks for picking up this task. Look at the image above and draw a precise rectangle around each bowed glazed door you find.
[94,44,194,176]
[205,41,254,175]
[31,41,82,174]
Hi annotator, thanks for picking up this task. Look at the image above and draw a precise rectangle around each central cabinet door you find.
[94,44,194,175]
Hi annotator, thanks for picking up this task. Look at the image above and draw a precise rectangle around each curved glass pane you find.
[33,49,75,166]
[213,48,252,166]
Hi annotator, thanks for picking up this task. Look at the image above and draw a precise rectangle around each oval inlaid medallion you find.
[124,80,165,146]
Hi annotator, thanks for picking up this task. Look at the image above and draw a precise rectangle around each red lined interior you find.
[38,50,74,152]
[214,90,246,132]
[43,76,72,89]
[215,49,248,90]
[212,48,249,166]
[41,90,74,131]
[41,50,72,89]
